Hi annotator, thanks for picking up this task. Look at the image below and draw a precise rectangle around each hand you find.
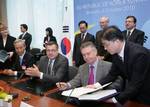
[2,69,15,75]
[25,64,41,77]
[56,82,68,90]
[86,84,97,89]
[7,52,14,58]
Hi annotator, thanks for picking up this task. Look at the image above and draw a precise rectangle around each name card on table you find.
[20,101,34,107]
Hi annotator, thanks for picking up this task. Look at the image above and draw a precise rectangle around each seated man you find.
[57,42,123,90]
[2,39,34,75]
[25,41,69,85]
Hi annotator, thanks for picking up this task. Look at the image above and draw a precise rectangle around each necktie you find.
[127,31,131,40]
[88,65,94,85]
[47,60,53,75]
[81,33,85,41]
[20,57,22,65]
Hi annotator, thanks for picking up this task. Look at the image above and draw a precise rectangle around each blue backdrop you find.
[74,0,150,48]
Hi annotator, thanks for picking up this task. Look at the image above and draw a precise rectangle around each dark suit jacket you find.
[95,30,112,61]
[122,29,145,45]
[73,32,95,67]
[99,41,150,105]
[0,35,16,69]
[19,32,32,51]
[43,35,57,47]
[38,54,69,84]
[11,52,35,72]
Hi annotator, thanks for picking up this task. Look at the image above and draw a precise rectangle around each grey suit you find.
[38,54,69,84]
[69,60,123,90]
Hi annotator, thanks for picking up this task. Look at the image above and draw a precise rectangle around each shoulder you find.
[87,32,94,37]
[134,29,145,35]
[8,35,16,40]
[98,60,112,66]
[56,54,68,62]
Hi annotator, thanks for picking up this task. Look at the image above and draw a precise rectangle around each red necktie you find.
[88,65,94,85]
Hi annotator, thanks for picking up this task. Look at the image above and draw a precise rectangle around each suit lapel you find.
[83,64,89,85]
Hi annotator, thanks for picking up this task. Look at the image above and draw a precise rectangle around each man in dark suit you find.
[19,24,32,51]
[122,16,145,45]
[89,26,150,105]
[95,16,112,61]
[25,41,69,85]
[0,25,16,69]
[73,20,95,67]
[2,39,34,75]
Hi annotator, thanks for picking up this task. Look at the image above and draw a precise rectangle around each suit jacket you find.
[11,52,35,71]
[99,41,150,105]
[38,54,69,84]
[19,32,32,51]
[95,30,112,61]
[73,33,95,67]
[122,29,145,45]
[0,35,16,69]
[43,35,57,47]
[69,60,123,90]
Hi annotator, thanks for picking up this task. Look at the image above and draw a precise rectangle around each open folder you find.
[0,50,9,63]
[61,82,118,101]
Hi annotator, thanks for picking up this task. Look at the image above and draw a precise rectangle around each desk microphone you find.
[64,88,75,104]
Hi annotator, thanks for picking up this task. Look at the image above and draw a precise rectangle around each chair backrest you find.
[30,48,41,56]
[68,66,78,80]
[30,48,42,62]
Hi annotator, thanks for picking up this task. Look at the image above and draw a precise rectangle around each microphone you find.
[64,88,75,104]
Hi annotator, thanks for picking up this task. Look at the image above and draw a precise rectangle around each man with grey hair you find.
[57,41,123,91]
[95,16,111,61]
[2,39,34,75]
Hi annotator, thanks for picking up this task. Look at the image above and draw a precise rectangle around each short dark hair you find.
[80,41,97,51]
[78,20,88,28]
[102,26,124,41]
[45,41,58,49]
[46,27,53,36]
[126,16,137,23]
[20,24,28,31]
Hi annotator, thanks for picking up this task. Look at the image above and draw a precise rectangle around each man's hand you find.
[2,69,15,75]
[86,84,97,89]
[25,64,41,77]
[7,52,14,58]
[56,82,68,90]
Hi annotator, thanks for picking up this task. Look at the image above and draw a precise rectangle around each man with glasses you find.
[25,41,69,84]
[122,16,145,45]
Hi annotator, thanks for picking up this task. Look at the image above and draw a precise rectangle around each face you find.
[46,44,58,59]
[102,39,120,55]
[14,42,26,56]
[0,29,9,37]
[81,46,97,64]
[46,31,49,36]
[20,26,26,33]
[99,18,109,29]
[79,23,87,33]
[125,17,136,30]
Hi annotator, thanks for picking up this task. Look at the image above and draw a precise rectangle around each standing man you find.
[73,20,95,67]
[90,26,150,105]
[2,39,35,75]
[95,16,111,61]
[122,16,145,45]
[25,41,69,85]
[19,24,32,51]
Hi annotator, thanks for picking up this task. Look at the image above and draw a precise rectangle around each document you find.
[61,82,117,101]
[0,50,9,63]
[78,89,117,101]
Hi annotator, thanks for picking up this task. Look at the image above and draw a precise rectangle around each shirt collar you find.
[118,41,125,61]
[19,51,26,59]
[128,28,135,34]
[89,58,98,68]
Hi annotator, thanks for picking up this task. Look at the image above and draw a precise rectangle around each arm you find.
[115,54,149,104]
[136,31,144,45]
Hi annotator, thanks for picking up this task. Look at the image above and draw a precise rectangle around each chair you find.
[30,48,43,62]
[68,66,78,80]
